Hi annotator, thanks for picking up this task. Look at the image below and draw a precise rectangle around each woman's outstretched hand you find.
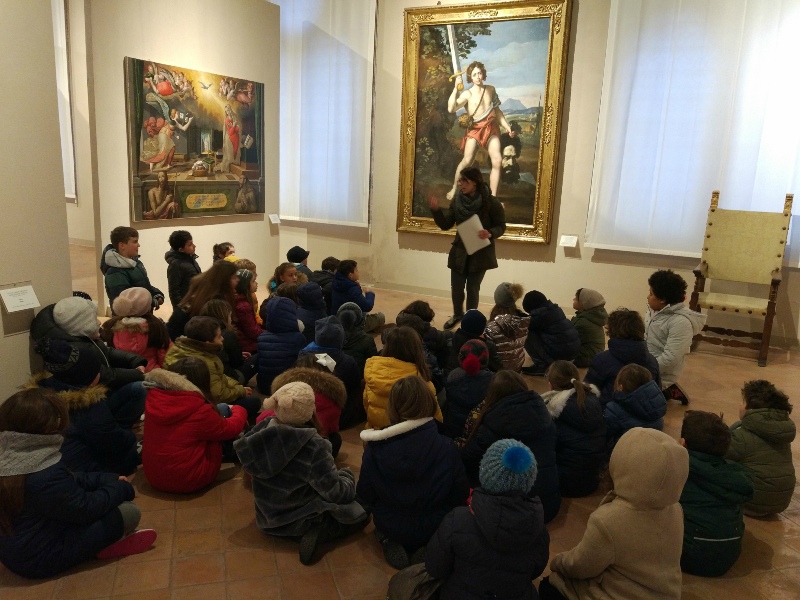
[427,195,439,212]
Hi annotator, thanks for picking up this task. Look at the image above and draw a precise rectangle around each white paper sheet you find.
[457,214,491,255]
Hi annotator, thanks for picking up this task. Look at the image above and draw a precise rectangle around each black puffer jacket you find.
[425,489,549,600]
[445,328,503,375]
[309,269,335,314]
[525,302,581,362]
[541,388,607,498]
[164,249,201,308]
[443,368,494,439]
[30,304,145,390]
[461,390,561,523]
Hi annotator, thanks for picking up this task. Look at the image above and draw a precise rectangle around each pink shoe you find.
[97,529,157,559]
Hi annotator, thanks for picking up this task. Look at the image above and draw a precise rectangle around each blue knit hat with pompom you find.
[479,439,538,495]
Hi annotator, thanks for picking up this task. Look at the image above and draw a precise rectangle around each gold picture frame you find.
[396,0,571,243]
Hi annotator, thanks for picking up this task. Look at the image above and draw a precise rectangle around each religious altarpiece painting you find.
[396,0,571,243]
[124,57,265,222]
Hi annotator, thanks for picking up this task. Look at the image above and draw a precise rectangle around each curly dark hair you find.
[742,380,792,413]
[681,410,731,456]
[648,270,687,305]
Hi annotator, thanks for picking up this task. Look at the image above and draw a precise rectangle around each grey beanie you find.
[53,297,100,338]
[315,315,345,349]
[337,302,364,331]
[479,439,538,495]
[494,282,524,308]
[578,288,605,311]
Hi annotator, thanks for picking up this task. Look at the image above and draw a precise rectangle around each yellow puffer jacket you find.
[363,356,441,430]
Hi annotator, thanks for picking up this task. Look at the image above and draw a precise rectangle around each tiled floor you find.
[3,256,799,598]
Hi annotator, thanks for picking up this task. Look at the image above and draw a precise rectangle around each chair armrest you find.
[693,261,708,278]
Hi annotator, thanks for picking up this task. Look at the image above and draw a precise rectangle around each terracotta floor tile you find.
[324,532,384,569]
[222,505,255,532]
[112,559,171,594]
[174,487,222,509]
[54,562,116,599]
[225,576,282,600]
[741,569,800,600]
[171,554,225,588]
[0,570,58,600]
[170,582,226,600]
[175,505,222,532]
[224,549,277,580]
[112,589,170,600]
[173,529,225,557]
[331,564,391,598]
[124,532,174,563]
[280,571,339,600]
[139,509,176,533]
[223,523,274,551]
[219,479,254,508]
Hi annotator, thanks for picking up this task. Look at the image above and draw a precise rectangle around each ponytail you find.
[546,360,591,413]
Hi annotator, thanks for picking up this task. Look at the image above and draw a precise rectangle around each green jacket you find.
[101,245,164,308]
[726,408,796,516]
[680,450,753,577]
[570,305,608,367]
[163,337,245,404]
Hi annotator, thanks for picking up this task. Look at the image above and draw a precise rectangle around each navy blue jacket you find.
[256,297,306,393]
[442,368,494,439]
[296,283,328,343]
[425,489,549,600]
[36,376,138,476]
[542,388,607,498]
[584,338,661,405]
[298,343,361,403]
[461,390,561,523]
[525,302,581,362]
[605,380,667,449]
[330,272,375,315]
[358,419,469,551]
[0,463,133,578]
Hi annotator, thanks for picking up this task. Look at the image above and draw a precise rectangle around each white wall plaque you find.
[0,285,41,313]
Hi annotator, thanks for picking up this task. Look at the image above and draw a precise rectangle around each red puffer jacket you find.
[142,369,247,493]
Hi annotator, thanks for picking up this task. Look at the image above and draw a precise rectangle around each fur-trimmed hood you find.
[26,372,109,411]
[542,384,600,419]
[360,417,433,442]
[271,367,346,408]
[144,368,203,393]
[110,317,149,333]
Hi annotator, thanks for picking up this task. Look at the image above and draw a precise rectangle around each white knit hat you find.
[262,382,316,426]
[53,297,100,338]
[112,287,152,317]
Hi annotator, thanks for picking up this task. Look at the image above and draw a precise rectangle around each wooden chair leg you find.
[759,301,777,367]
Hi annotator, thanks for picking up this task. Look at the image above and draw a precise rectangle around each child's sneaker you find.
[97,529,157,559]
[663,383,689,405]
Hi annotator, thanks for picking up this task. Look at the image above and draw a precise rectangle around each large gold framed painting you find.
[396,0,571,243]
[124,57,264,222]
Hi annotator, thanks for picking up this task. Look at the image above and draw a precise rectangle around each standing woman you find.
[428,167,506,329]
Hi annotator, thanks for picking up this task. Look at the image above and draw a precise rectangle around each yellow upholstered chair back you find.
[701,192,792,284]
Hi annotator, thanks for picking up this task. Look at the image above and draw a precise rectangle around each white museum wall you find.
[85,0,280,312]
[0,0,73,399]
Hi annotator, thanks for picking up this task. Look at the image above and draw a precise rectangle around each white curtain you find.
[275,0,376,226]
[51,0,76,199]
[585,0,800,263]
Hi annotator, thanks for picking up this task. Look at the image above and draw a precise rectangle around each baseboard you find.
[372,281,494,307]
[69,237,95,247]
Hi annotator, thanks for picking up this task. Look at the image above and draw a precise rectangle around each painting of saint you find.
[124,58,265,222]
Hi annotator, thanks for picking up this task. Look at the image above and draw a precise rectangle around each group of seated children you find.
[3,226,794,599]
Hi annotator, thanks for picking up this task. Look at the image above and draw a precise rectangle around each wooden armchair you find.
[689,190,793,366]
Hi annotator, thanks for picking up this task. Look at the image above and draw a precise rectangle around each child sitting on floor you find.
[424,439,550,600]
[604,364,666,451]
[0,388,156,578]
[359,376,469,570]
[442,340,494,439]
[645,269,706,404]
[584,308,660,406]
[485,282,530,372]
[331,259,385,332]
[445,309,503,375]
[521,291,581,377]
[101,287,172,372]
[679,410,753,577]
[726,380,796,516]
[542,361,606,498]
[570,288,608,367]
[235,382,370,565]
[143,357,248,493]
[539,428,688,600]
[233,269,264,354]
